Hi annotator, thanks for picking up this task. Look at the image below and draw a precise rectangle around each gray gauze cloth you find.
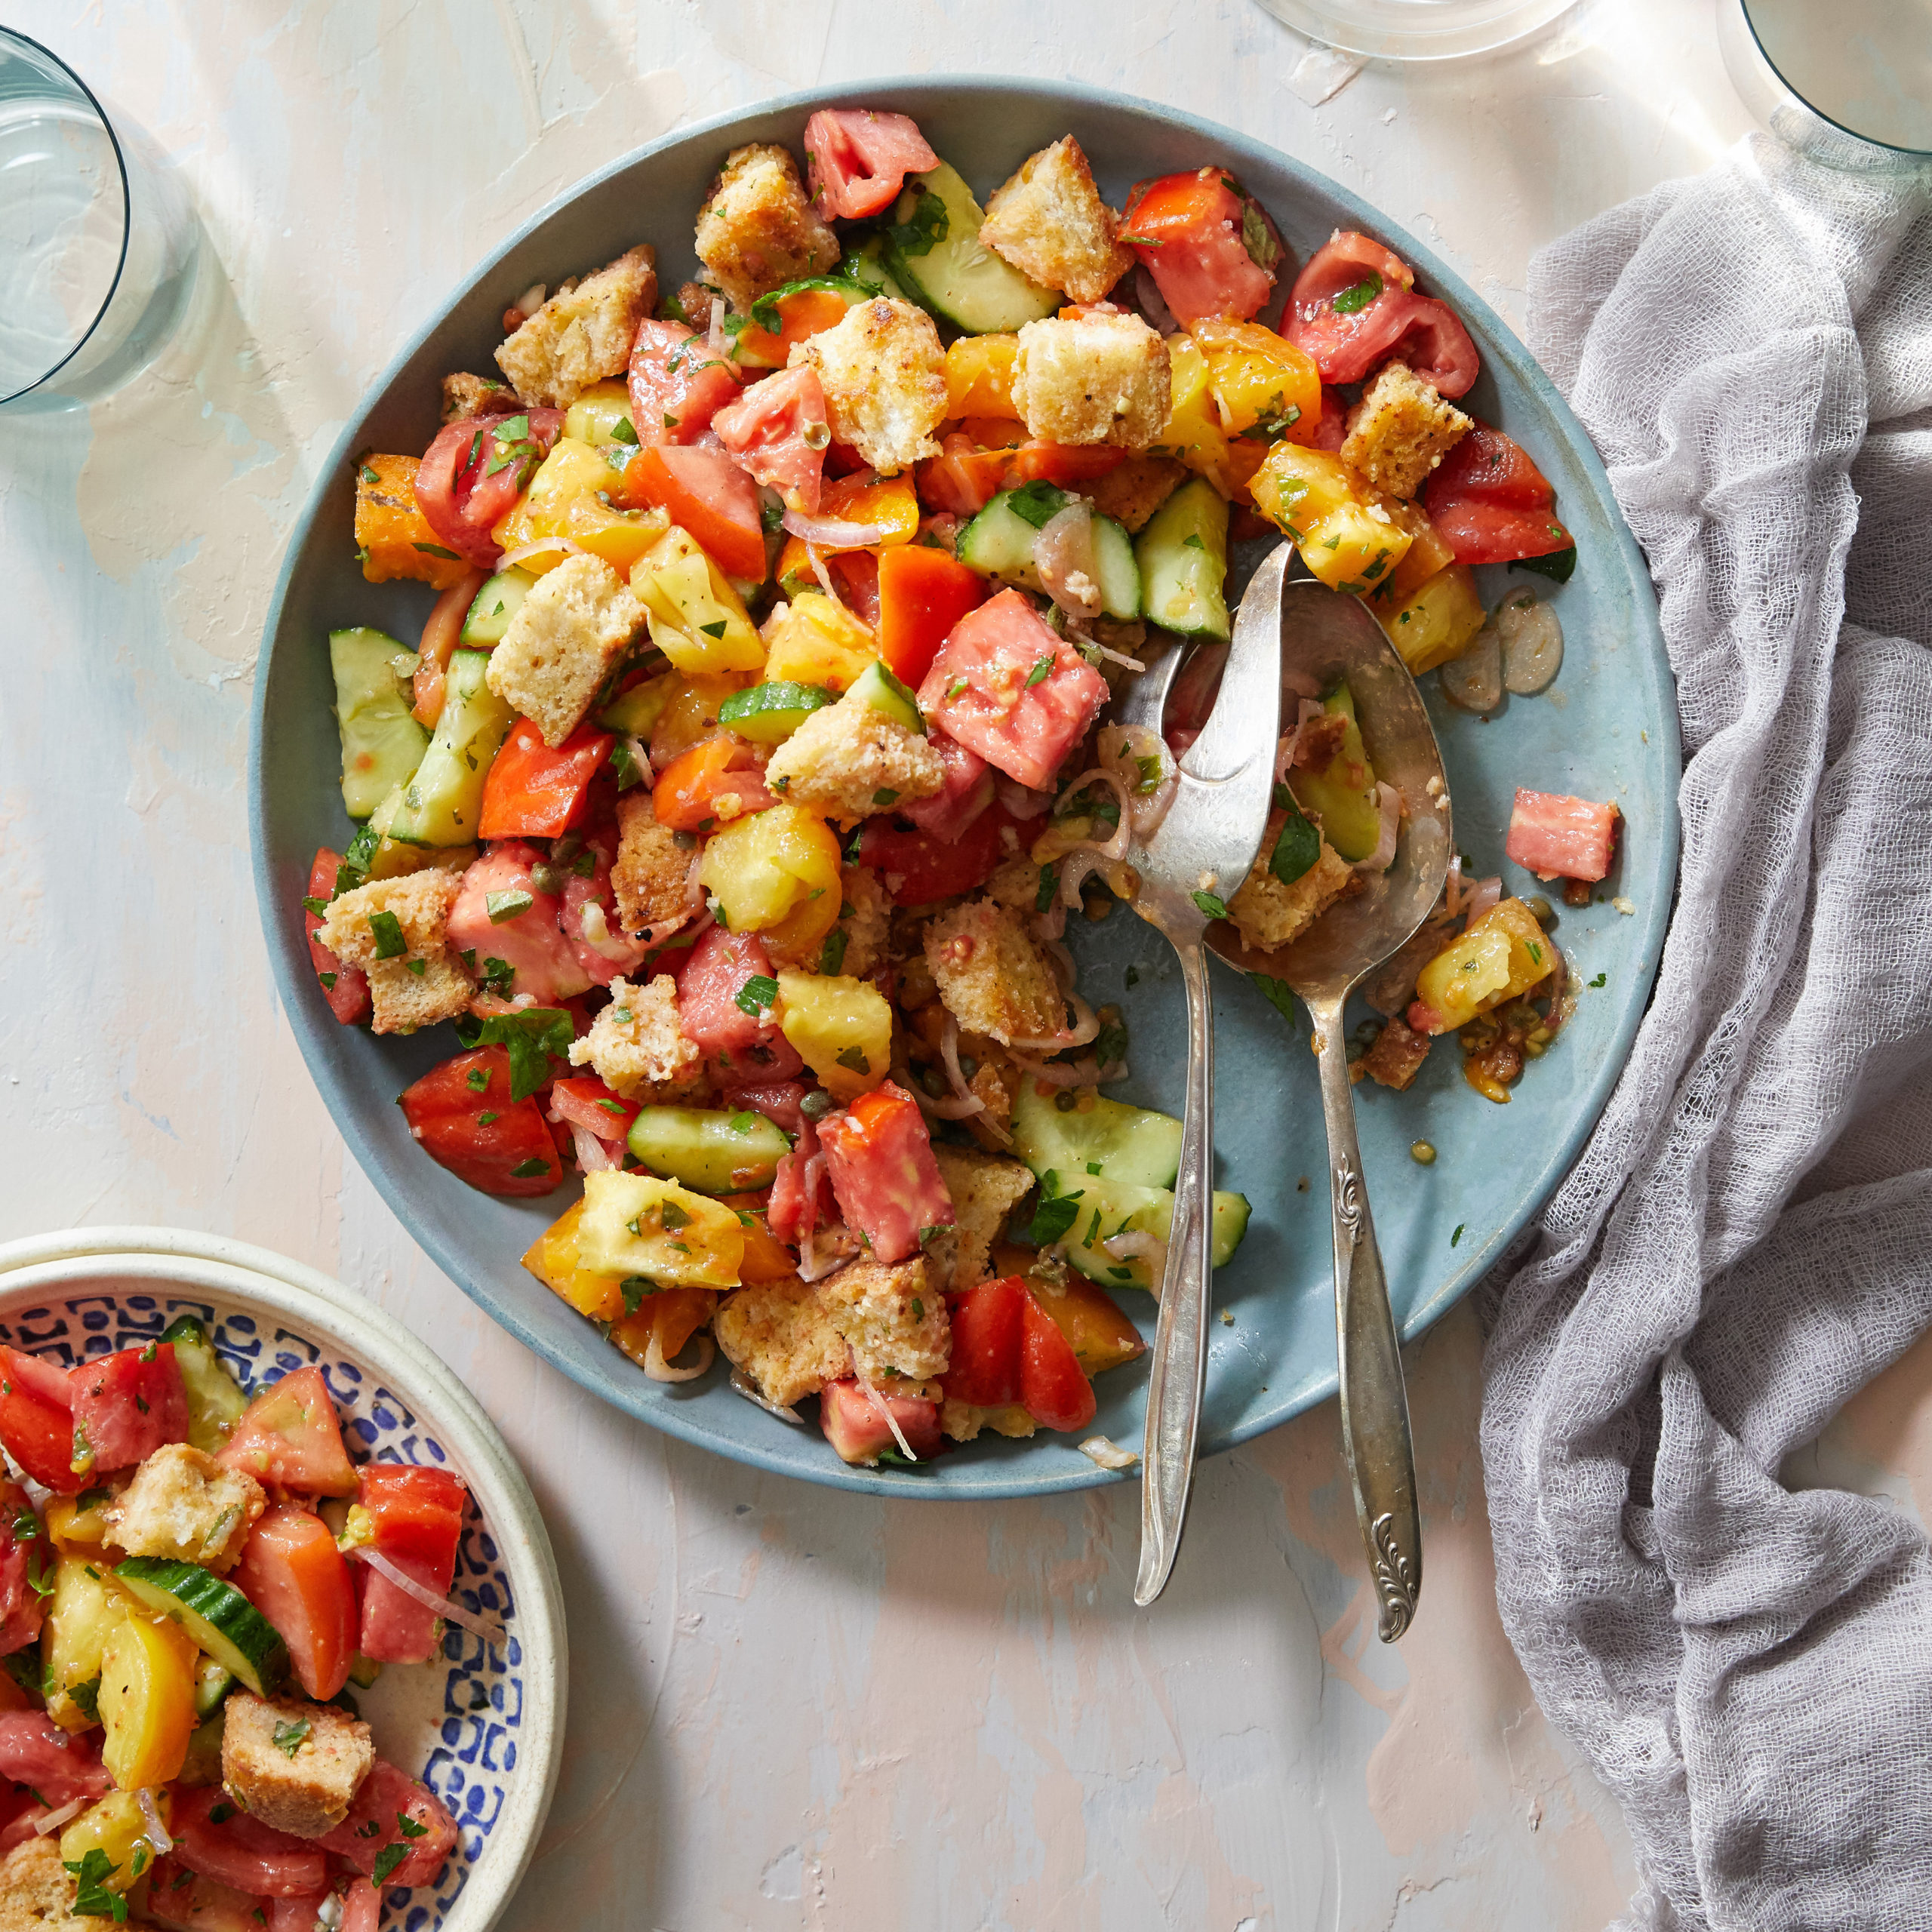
[1478,136,1932,1930]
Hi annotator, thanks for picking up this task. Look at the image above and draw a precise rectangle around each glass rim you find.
[0,26,134,406]
[1248,0,1581,62]
[1739,0,1932,160]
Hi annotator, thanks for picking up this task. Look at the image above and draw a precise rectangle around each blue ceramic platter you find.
[250,79,1678,1499]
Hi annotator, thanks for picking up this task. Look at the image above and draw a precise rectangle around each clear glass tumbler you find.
[1247,0,1580,60]
[0,29,201,413]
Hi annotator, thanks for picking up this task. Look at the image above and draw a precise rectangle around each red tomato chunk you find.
[712,364,831,513]
[146,1856,275,1932]
[917,589,1109,792]
[414,409,563,570]
[398,1048,565,1198]
[69,1343,189,1474]
[478,719,614,841]
[1423,426,1572,565]
[0,1710,110,1806]
[172,1784,328,1897]
[820,1380,943,1466]
[450,843,592,1006]
[0,1347,84,1496]
[817,1081,955,1265]
[235,1502,358,1701]
[620,445,768,582]
[0,1481,43,1657]
[804,108,938,220]
[628,317,742,448]
[303,848,370,1025]
[1505,789,1621,882]
[317,1760,459,1887]
[354,1463,469,1666]
[941,1277,1027,1409]
[1020,1291,1097,1432]
[219,1364,358,1497]
[1121,168,1278,325]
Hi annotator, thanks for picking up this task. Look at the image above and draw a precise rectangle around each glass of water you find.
[0,29,201,413]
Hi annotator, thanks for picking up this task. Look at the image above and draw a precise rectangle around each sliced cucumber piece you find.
[848,235,910,302]
[460,567,534,647]
[1046,1172,1251,1293]
[1136,478,1232,641]
[598,671,676,740]
[626,1106,793,1196]
[1012,1084,1185,1190]
[717,681,836,744]
[329,629,428,819]
[113,1558,290,1697]
[193,1654,235,1718]
[386,648,514,846]
[955,490,1140,622]
[347,1654,383,1690]
[1287,681,1383,863]
[159,1316,248,1455]
[841,659,924,734]
[180,1712,226,1787]
[882,162,1059,335]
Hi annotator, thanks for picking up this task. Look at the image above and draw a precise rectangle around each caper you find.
[1410,1140,1437,1166]
[800,1089,832,1119]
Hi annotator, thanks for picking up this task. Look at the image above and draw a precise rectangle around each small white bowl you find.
[0,1226,566,1932]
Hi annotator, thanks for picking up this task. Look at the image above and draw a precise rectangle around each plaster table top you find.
[6,4,1930,1927]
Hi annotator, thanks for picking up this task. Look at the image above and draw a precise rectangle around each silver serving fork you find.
[1113,544,1287,1606]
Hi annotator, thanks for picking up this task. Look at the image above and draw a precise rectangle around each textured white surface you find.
[2,3,1890,1927]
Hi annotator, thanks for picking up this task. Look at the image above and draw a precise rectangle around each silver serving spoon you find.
[1112,544,1285,1607]
[1208,577,1451,1642]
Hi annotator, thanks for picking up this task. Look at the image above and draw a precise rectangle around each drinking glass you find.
[1248,0,1580,60]
[0,29,200,413]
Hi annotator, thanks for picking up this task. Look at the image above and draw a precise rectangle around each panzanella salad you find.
[0,1327,482,1927]
[308,109,1620,1470]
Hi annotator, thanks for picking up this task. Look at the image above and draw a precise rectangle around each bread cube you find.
[1085,451,1186,532]
[486,553,643,747]
[567,974,703,1101]
[611,795,692,936]
[820,1254,950,1384]
[714,1278,853,1408]
[787,297,948,475]
[695,143,838,309]
[764,698,943,828]
[923,900,1065,1046]
[494,245,657,410]
[315,871,461,971]
[1227,826,1358,953]
[931,1146,1035,1291]
[1340,361,1474,500]
[99,1444,264,1571]
[221,1692,374,1838]
[980,137,1132,305]
[363,953,475,1036]
[439,371,512,423]
[1011,309,1171,451]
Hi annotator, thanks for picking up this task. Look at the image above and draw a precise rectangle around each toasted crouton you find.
[931,1146,1035,1291]
[764,697,943,826]
[487,553,642,748]
[221,1692,374,1838]
[1340,361,1473,500]
[315,870,461,971]
[568,974,703,1102]
[984,853,1048,912]
[0,1835,99,1930]
[714,1278,853,1408]
[788,298,947,475]
[831,864,891,977]
[100,1443,263,1571]
[440,371,513,423]
[671,279,719,327]
[980,137,1132,305]
[819,1254,950,1383]
[1011,309,1171,451]
[494,245,657,409]
[924,900,1065,1046]
[695,144,838,309]
[365,953,475,1035]
[611,795,691,936]
[1358,1014,1431,1091]
[941,1399,1037,1444]
[1085,451,1186,532]
[1227,824,1358,952]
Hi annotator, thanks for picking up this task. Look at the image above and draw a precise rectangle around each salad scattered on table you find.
[0,1324,482,1927]
[304,106,1626,1472]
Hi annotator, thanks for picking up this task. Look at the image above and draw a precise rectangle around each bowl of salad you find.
[0,1227,565,1931]
[251,78,1677,1498]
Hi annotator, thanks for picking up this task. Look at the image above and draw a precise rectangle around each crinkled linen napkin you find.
[1478,137,1932,1929]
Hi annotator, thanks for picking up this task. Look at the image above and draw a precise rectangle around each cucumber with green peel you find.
[955,488,1141,621]
[840,659,924,734]
[728,264,909,369]
[1011,1083,1185,1190]
[385,648,514,846]
[1287,681,1383,862]
[597,672,677,740]
[626,1106,793,1195]
[193,1654,235,1718]
[159,1315,248,1454]
[329,629,429,818]
[347,1654,383,1690]
[882,162,1060,335]
[847,235,910,302]
[113,1558,290,1697]
[716,681,837,743]
[180,1711,226,1786]
[1040,1171,1251,1293]
[1136,478,1232,641]
[460,567,534,647]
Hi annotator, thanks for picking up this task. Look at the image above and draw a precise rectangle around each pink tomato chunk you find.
[713,365,831,512]
[804,109,939,220]
[1505,788,1621,881]
[820,1380,943,1466]
[450,843,592,1006]
[917,589,1109,792]
[816,1080,954,1265]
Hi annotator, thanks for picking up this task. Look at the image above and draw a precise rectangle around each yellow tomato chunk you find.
[761,591,878,691]
[1377,564,1487,674]
[698,805,842,946]
[1251,443,1413,594]
[491,435,663,575]
[61,1789,168,1897]
[99,1615,197,1791]
[577,1173,746,1288]
[1191,319,1322,440]
[1035,1276,1146,1377]
[630,525,765,674]
[945,334,1020,418]
[1412,899,1555,1034]
[44,1556,125,1734]
[1152,334,1232,496]
[562,378,638,447]
[777,971,893,1100]
[522,1197,626,1322]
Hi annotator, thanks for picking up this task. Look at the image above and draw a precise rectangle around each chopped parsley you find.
[1181,532,1204,549]
[734,974,780,1018]
[272,1717,312,1758]
[509,1157,552,1180]
[452,1007,574,1101]
[1251,975,1300,1028]
[1268,790,1320,886]
[945,676,969,701]
[1035,864,1060,914]
[366,910,407,960]
[395,1810,429,1840]
[1026,1172,1084,1247]
[698,619,729,639]
[480,955,516,997]
[1512,545,1577,584]
[835,1046,871,1075]
[610,417,639,445]
[609,740,647,792]
[1025,651,1056,689]
[1006,480,1067,529]
[485,888,534,924]
[883,186,949,259]
[818,928,848,974]
[1331,271,1384,315]
[412,542,461,561]
[1093,1012,1129,1069]
[1191,890,1229,921]
[63,1847,125,1921]
[728,1112,760,1134]
[371,1844,409,1886]
[1241,201,1280,270]
[660,1201,691,1232]
[872,788,899,807]
[1451,1223,1465,1247]
[476,1112,500,1127]
[466,1066,490,1092]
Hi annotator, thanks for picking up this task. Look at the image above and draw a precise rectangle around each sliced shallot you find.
[137,1787,173,1856]
[1355,783,1401,874]
[731,1368,803,1426]
[645,1329,715,1386]
[1011,992,1101,1055]
[1497,589,1564,694]
[1463,875,1503,928]
[857,1376,918,1461]
[781,509,887,549]
[569,1124,620,1174]
[1033,504,1102,618]
[32,1799,85,1837]
[1134,266,1179,336]
[1078,1435,1140,1471]
[1103,1229,1168,1292]
[351,1548,507,1647]
[1440,617,1503,714]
